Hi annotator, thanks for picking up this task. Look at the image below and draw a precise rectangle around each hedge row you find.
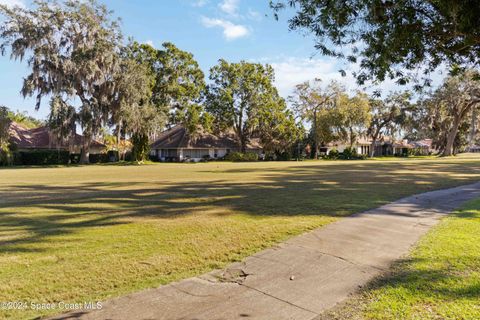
[14,150,70,165]
[0,150,123,166]
[325,148,367,160]
[225,152,259,162]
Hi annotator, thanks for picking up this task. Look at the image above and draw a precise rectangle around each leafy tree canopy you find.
[0,0,123,163]
[6,109,43,129]
[0,106,11,151]
[289,79,343,158]
[206,59,298,152]
[129,41,206,133]
[414,70,480,156]
[271,0,480,86]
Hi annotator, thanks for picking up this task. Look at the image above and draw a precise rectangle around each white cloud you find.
[219,0,240,16]
[0,0,25,8]
[201,16,249,41]
[262,56,357,99]
[247,8,261,21]
[144,40,154,47]
[192,0,208,7]
[263,56,447,101]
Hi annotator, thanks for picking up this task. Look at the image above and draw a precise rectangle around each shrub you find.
[70,153,81,164]
[124,151,133,162]
[225,152,258,162]
[0,149,13,166]
[326,149,339,160]
[88,153,108,164]
[107,150,119,162]
[243,152,259,161]
[275,151,292,161]
[14,150,70,165]
[325,147,366,160]
[225,152,243,161]
[339,147,358,160]
[149,153,159,162]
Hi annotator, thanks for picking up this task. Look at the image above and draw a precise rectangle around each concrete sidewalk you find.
[52,182,480,320]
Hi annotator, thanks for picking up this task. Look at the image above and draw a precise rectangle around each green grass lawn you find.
[1,155,480,319]
[321,197,480,320]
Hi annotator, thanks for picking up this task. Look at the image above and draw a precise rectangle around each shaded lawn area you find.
[319,196,480,320]
[1,156,480,319]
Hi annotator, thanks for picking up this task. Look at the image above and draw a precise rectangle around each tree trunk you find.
[349,128,355,149]
[79,138,91,164]
[239,131,247,153]
[370,138,377,157]
[469,108,477,147]
[117,123,121,153]
[443,116,461,157]
[313,110,318,159]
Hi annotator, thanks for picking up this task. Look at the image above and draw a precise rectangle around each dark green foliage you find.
[206,60,299,153]
[1,0,124,164]
[275,150,293,161]
[128,41,205,133]
[325,147,366,160]
[131,133,150,162]
[225,152,259,162]
[69,154,81,164]
[7,110,43,129]
[149,154,160,162]
[107,150,119,162]
[88,153,109,164]
[272,0,480,85]
[326,149,339,160]
[14,150,70,165]
[340,147,361,160]
[124,151,133,162]
[0,149,13,166]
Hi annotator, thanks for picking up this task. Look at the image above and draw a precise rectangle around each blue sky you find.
[0,0,445,120]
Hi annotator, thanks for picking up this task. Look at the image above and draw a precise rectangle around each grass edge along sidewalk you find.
[318,197,480,320]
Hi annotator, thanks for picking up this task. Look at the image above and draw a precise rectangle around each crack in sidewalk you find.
[238,282,319,316]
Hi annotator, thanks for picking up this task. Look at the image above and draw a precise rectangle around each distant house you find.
[150,125,263,162]
[410,139,432,156]
[8,122,106,154]
[320,137,373,156]
[321,136,433,157]
[468,145,480,153]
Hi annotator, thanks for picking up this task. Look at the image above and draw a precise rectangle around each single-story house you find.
[322,136,432,157]
[468,145,480,153]
[410,139,432,155]
[8,122,106,154]
[320,137,373,156]
[150,125,263,162]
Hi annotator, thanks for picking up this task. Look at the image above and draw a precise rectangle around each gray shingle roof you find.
[9,122,106,150]
[150,125,262,150]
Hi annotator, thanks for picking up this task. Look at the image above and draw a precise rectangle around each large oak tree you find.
[0,0,123,163]
[129,41,206,134]
[206,60,295,153]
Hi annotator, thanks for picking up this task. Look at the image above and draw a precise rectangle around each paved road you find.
[51,182,480,320]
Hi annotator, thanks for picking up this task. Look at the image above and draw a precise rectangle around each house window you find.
[183,149,209,159]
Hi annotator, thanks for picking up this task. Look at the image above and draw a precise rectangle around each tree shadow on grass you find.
[0,161,479,254]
